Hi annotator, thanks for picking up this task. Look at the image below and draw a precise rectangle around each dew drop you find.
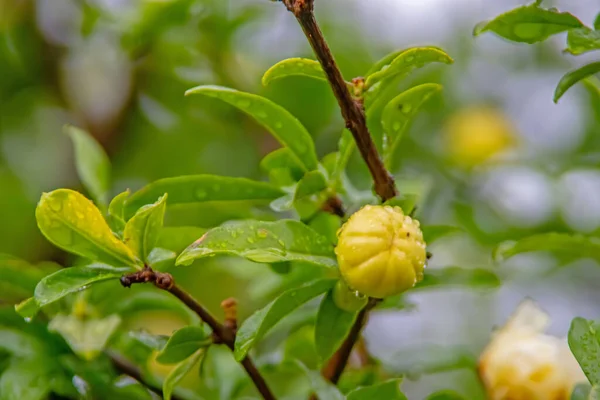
[392,121,401,131]
[24,317,32,323]
[296,62,305,68]
[275,122,283,129]
[405,56,415,63]
[277,239,285,246]
[257,229,268,238]
[237,99,251,109]
[402,104,413,114]
[256,110,268,119]
[49,200,63,212]
[247,237,255,244]
[195,188,208,200]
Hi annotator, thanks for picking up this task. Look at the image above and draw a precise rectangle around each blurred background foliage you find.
[1,0,600,398]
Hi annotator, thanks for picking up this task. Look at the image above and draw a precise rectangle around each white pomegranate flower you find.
[479,300,587,400]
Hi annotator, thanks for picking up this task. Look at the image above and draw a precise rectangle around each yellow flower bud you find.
[335,205,426,299]
[479,300,586,400]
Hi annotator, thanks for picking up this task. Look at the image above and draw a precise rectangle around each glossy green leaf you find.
[314,290,358,363]
[36,189,138,267]
[366,49,405,76]
[416,267,500,291]
[308,212,341,246]
[382,84,442,168]
[331,129,354,187]
[107,190,129,234]
[295,360,344,400]
[177,220,337,269]
[365,47,453,90]
[146,247,177,271]
[262,58,326,86]
[34,264,130,310]
[15,298,40,319]
[185,86,318,171]
[566,27,600,55]
[234,278,336,361]
[124,175,283,218]
[569,317,600,385]
[555,62,600,103]
[163,349,204,400]
[260,148,304,184]
[65,125,110,207]
[294,170,329,219]
[426,390,467,400]
[123,194,167,263]
[157,226,206,254]
[473,2,583,44]
[156,326,212,365]
[494,233,600,264]
[347,379,406,400]
[48,314,121,359]
[421,225,461,243]
[570,383,597,400]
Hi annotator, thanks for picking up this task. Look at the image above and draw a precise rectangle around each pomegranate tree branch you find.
[282,0,397,202]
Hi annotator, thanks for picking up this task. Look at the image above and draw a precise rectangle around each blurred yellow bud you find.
[444,106,516,168]
[479,300,586,400]
[335,205,426,299]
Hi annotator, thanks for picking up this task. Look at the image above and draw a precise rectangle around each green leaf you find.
[65,125,111,208]
[123,194,167,263]
[262,58,326,86]
[421,225,461,243]
[156,226,206,254]
[331,129,354,187]
[566,27,600,55]
[473,2,583,44]
[48,314,121,359]
[416,267,500,291]
[426,390,467,400]
[107,190,129,234]
[115,291,199,324]
[595,12,600,30]
[15,298,40,319]
[185,86,318,171]
[386,345,477,376]
[156,326,212,365]
[584,77,600,122]
[34,264,130,310]
[314,290,358,363]
[384,194,419,216]
[163,349,204,400]
[382,84,442,168]
[494,233,600,264]
[36,189,138,268]
[124,175,283,218]
[176,220,337,269]
[0,328,45,357]
[568,317,600,385]
[555,62,600,103]
[0,359,57,400]
[234,278,336,361]
[295,360,344,400]
[0,256,50,301]
[365,47,453,90]
[294,170,329,219]
[571,383,598,400]
[347,379,406,400]
[366,49,405,76]
[260,148,305,184]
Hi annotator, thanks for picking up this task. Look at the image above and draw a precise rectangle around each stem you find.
[283,0,397,202]
[121,269,277,400]
[321,298,379,383]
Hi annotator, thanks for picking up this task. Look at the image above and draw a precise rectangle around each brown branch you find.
[121,268,277,400]
[282,0,397,202]
[321,298,379,383]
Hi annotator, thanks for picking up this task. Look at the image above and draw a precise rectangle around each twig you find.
[321,298,379,383]
[121,268,277,400]
[282,0,397,202]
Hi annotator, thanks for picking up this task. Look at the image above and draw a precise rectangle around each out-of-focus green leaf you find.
[185,86,319,171]
[107,190,130,235]
[382,84,442,168]
[146,247,177,271]
[566,27,600,55]
[260,148,305,185]
[262,58,326,86]
[365,47,453,90]
[36,189,139,268]
[15,298,40,319]
[386,345,477,376]
[200,345,247,400]
[494,233,600,264]
[570,383,596,400]
[163,349,204,400]
[0,359,68,400]
[115,291,199,324]
[294,170,329,219]
[347,379,406,400]
[234,279,336,361]
[331,129,354,188]
[366,49,404,76]
[473,2,583,44]
[308,212,341,246]
[156,326,212,365]
[128,330,168,351]
[416,267,500,291]
[569,317,600,385]
[584,77,600,122]
[157,227,206,254]
[421,225,461,243]
[0,256,50,301]
[384,194,419,216]
[33,264,130,310]
[426,390,467,400]
[314,290,358,363]
[123,194,167,263]
[48,314,121,360]
[176,220,337,268]
[0,328,44,357]
[65,125,110,208]
[555,62,600,103]
[295,360,344,400]
[125,175,283,218]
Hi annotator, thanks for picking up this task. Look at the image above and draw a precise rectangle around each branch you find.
[121,268,277,400]
[282,0,397,202]
[321,298,379,383]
